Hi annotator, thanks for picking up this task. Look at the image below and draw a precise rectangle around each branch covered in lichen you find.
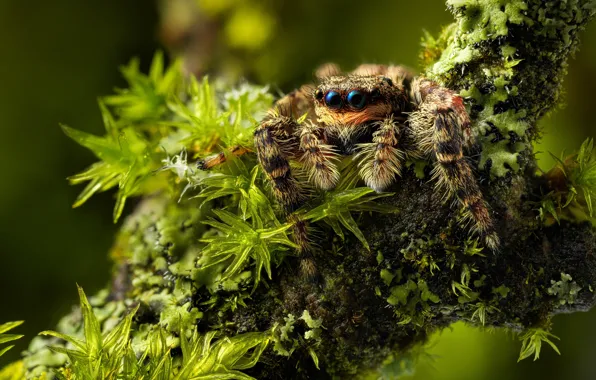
[5,1,596,379]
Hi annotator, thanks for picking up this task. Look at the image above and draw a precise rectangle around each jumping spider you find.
[200,64,499,251]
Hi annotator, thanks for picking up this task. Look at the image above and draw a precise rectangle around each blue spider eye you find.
[347,90,366,109]
[324,91,343,109]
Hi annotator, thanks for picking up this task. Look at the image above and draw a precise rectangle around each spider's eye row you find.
[315,90,324,100]
[324,91,343,109]
[347,90,367,109]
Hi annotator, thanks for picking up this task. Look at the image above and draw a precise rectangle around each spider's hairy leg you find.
[288,214,319,279]
[355,117,404,192]
[197,145,250,170]
[298,122,340,190]
[255,114,305,212]
[410,78,499,250]
[255,85,318,211]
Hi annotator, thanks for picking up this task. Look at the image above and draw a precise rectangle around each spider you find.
[199,64,499,252]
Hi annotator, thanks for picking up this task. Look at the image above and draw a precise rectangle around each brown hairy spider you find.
[200,64,499,253]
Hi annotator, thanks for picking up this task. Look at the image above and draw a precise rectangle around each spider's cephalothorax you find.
[201,64,499,253]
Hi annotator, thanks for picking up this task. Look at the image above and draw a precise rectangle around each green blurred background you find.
[0,0,595,378]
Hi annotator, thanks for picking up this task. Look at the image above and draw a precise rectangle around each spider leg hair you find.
[197,145,249,170]
[298,121,340,190]
[254,114,304,212]
[410,78,499,250]
[355,117,404,192]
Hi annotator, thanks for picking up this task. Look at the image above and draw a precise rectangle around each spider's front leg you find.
[410,78,499,250]
[254,114,304,212]
[297,121,340,191]
[355,117,405,192]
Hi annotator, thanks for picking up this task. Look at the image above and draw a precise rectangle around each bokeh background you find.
[0,0,595,378]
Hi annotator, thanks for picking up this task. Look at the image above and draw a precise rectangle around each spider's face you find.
[313,75,401,126]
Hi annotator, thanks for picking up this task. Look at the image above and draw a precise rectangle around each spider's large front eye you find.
[347,90,367,109]
[324,91,343,109]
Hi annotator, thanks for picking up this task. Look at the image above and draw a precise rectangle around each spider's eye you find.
[347,90,367,109]
[324,91,343,109]
[315,89,324,100]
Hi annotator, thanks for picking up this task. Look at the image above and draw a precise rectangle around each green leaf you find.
[38,331,87,352]
[77,284,102,359]
[0,321,23,335]
[0,345,15,358]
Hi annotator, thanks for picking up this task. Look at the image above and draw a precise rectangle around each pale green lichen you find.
[547,273,582,306]
[300,310,323,341]
[271,314,300,358]
[428,0,596,178]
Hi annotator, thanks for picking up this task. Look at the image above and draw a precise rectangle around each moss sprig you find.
[517,328,561,362]
[0,321,24,359]
[38,286,269,379]
[198,210,297,288]
[541,138,596,224]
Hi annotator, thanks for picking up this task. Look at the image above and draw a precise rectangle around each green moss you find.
[518,327,561,362]
[0,361,25,379]
[470,302,500,326]
[541,138,596,224]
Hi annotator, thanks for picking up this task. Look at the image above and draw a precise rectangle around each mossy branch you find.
[7,1,596,379]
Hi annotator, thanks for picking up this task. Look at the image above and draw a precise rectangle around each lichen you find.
[429,0,596,178]
[547,273,582,306]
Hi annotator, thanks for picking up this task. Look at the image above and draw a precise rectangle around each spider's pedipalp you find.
[355,117,405,192]
[298,122,340,190]
[410,78,499,250]
[197,145,250,170]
